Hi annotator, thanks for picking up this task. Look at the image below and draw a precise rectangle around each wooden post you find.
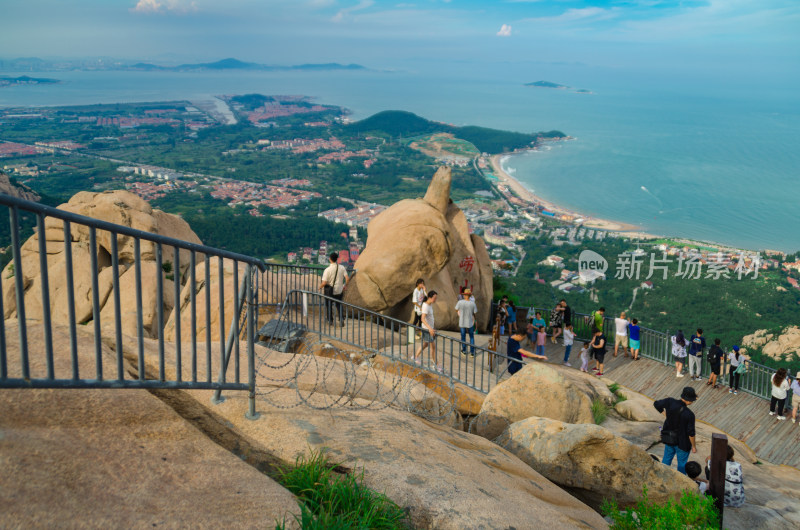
[709,433,727,529]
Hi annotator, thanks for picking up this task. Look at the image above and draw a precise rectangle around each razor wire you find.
[252,330,463,426]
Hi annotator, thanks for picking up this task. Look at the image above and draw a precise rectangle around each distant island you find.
[525,80,569,89]
[0,75,60,87]
[0,57,366,73]
[525,81,592,94]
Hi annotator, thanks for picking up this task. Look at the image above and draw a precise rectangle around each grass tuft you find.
[275,449,408,529]
[602,485,720,529]
[591,398,610,424]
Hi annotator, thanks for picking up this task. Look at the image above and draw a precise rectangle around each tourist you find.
[549,302,564,343]
[579,341,592,373]
[706,338,723,389]
[769,367,790,420]
[412,278,426,330]
[506,330,547,376]
[688,328,706,381]
[319,251,348,326]
[455,288,478,356]
[563,323,575,366]
[685,461,709,494]
[614,311,630,358]
[628,318,641,360]
[535,325,547,357]
[671,330,688,378]
[496,299,508,336]
[590,327,607,377]
[528,310,546,345]
[728,346,747,394]
[561,299,572,332]
[507,301,518,334]
[790,372,800,424]
[704,446,745,508]
[654,386,698,475]
[590,306,605,333]
[413,291,441,372]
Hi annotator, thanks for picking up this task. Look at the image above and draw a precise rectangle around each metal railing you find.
[274,289,521,394]
[257,262,354,308]
[0,194,264,419]
[527,305,781,402]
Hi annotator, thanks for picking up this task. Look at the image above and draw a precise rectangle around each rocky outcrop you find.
[2,190,200,339]
[189,385,608,529]
[0,321,299,527]
[496,416,697,510]
[344,167,493,331]
[472,362,616,439]
[742,327,800,361]
[0,170,40,202]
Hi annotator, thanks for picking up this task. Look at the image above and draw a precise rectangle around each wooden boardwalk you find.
[532,339,800,469]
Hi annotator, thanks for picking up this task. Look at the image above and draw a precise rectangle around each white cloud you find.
[497,24,512,36]
[131,0,198,15]
[332,0,374,22]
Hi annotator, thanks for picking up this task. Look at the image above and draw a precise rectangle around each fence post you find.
[664,329,670,366]
[709,433,727,528]
[245,267,260,420]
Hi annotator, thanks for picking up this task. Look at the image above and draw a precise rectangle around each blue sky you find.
[2,0,798,80]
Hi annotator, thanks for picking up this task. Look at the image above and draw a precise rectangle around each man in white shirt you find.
[614,311,630,358]
[455,288,478,356]
[319,252,349,326]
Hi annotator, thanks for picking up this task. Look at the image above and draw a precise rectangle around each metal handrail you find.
[0,193,260,419]
[527,304,781,401]
[274,289,523,394]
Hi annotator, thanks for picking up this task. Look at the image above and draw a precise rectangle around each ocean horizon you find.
[1,67,798,252]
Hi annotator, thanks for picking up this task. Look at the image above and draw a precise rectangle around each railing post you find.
[709,433,727,528]
[245,266,260,420]
[9,207,29,381]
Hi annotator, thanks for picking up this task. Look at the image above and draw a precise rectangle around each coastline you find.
[488,153,647,235]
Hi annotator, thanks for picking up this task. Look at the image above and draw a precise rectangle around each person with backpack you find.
[320,251,349,326]
[728,345,748,394]
[704,446,745,507]
[654,386,698,475]
[688,328,706,381]
[590,307,605,333]
[411,278,426,329]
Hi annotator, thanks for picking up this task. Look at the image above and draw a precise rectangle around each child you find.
[579,342,591,372]
[685,461,708,494]
[536,325,547,357]
[563,324,575,366]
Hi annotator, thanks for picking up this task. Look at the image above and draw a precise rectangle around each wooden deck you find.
[533,339,800,469]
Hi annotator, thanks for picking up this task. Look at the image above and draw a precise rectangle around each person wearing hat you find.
[790,372,800,424]
[455,288,478,356]
[654,386,698,475]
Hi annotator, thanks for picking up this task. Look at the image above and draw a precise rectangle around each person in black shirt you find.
[654,386,698,475]
[590,327,607,377]
[707,338,723,389]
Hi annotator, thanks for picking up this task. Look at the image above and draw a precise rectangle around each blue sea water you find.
[1,68,798,252]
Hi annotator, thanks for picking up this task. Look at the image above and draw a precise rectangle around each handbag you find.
[735,361,748,375]
[660,404,685,446]
[323,264,339,297]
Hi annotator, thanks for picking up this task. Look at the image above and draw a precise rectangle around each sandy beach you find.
[489,153,645,234]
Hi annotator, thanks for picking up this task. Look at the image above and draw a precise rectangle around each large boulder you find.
[473,361,616,440]
[188,386,608,529]
[496,416,697,510]
[344,167,493,331]
[2,191,201,340]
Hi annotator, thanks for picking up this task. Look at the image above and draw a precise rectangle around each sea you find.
[1,65,798,252]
